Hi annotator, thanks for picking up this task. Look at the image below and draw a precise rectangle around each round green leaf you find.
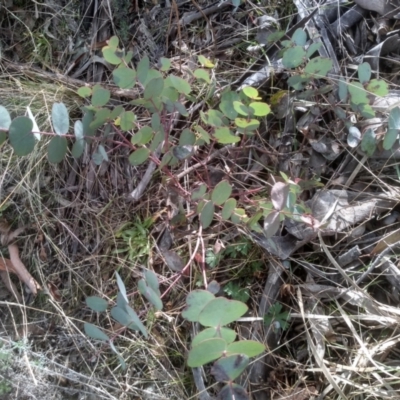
[112,67,136,89]
[211,354,249,381]
[242,86,260,100]
[92,85,111,107]
[192,184,207,201]
[282,46,306,68]
[144,77,164,99]
[187,338,226,367]
[84,323,109,341]
[182,289,215,322]
[108,36,119,49]
[304,56,333,77]
[0,105,11,129]
[358,62,371,85]
[226,340,265,357]
[120,111,136,131]
[214,127,240,144]
[129,148,150,165]
[200,201,215,229]
[222,198,237,220]
[144,269,161,297]
[169,75,191,95]
[52,103,69,135]
[86,296,108,312]
[179,129,196,145]
[48,135,68,163]
[367,79,389,97]
[198,297,248,327]
[194,68,210,83]
[192,327,237,347]
[102,46,122,65]
[233,101,249,116]
[160,57,171,71]
[131,126,153,145]
[306,42,322,58]
[8,116,34,156]
[348,82,369,105]
[211,180,232,206]
[249,102,271,117]
[291,28,307,46]
[77,87,92,98]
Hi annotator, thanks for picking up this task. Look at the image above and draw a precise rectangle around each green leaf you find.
[304,56,332,77]
[211,354,249,381]
[48,135,67,163]
[52,103,69,135]
[115,271,128,303]
[192,184,207,201]
[137,56,150,85]
[192,327,236,347]
[86,296,108,312]
[129,148,150,166]
[222,198,237,220]
[131,126,153,145]
[282,46,306,68]
[112,67,137,89]
[198,297,248,327]
[242,86,260,100]
[72,120,85,158]
[219,91,240,120]
[108,36,119,49]
[102,46,122,65]
[348,82,369,105]
[109,341,127,370]
[144,77,164,99]
[234,118,259,131]
[125,305,148,337]
[361,128,376,157]
[194,68,210,83]
[138,279,163,310]
[211,180,232,206]
[0,106,11,129]
[389,107,400,129]
[92,85,111,107]
[120,111,136,131]
[200,201,215,229]
[110,305,148,338]
[187,338,226,367]
[160,57,171,71]
[367,79,388,96]
[306,42,322,58]
[77,87,92,98]
[8,116,34,156]
[82,110,95,138]
[182,290,215,322]
[249,102,271,117]
[174,101,188,117]
[338,79,348,102]
[233,101,249,116]
[143,70,163,87]
[214,127,240,144]
[144,269,161,297]
[384,129,399,150]
[288,75,309,90]
[84,323,109,341]
[358,62,371,84]
[169,75,191,95]
[291,28,307,46]
[226,340,265,357]
[198,55,215,68]
[179,129,196,145]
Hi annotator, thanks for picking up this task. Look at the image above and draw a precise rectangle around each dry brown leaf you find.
[371,227,400,255]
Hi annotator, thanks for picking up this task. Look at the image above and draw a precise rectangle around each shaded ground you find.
[2,0,400,399]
